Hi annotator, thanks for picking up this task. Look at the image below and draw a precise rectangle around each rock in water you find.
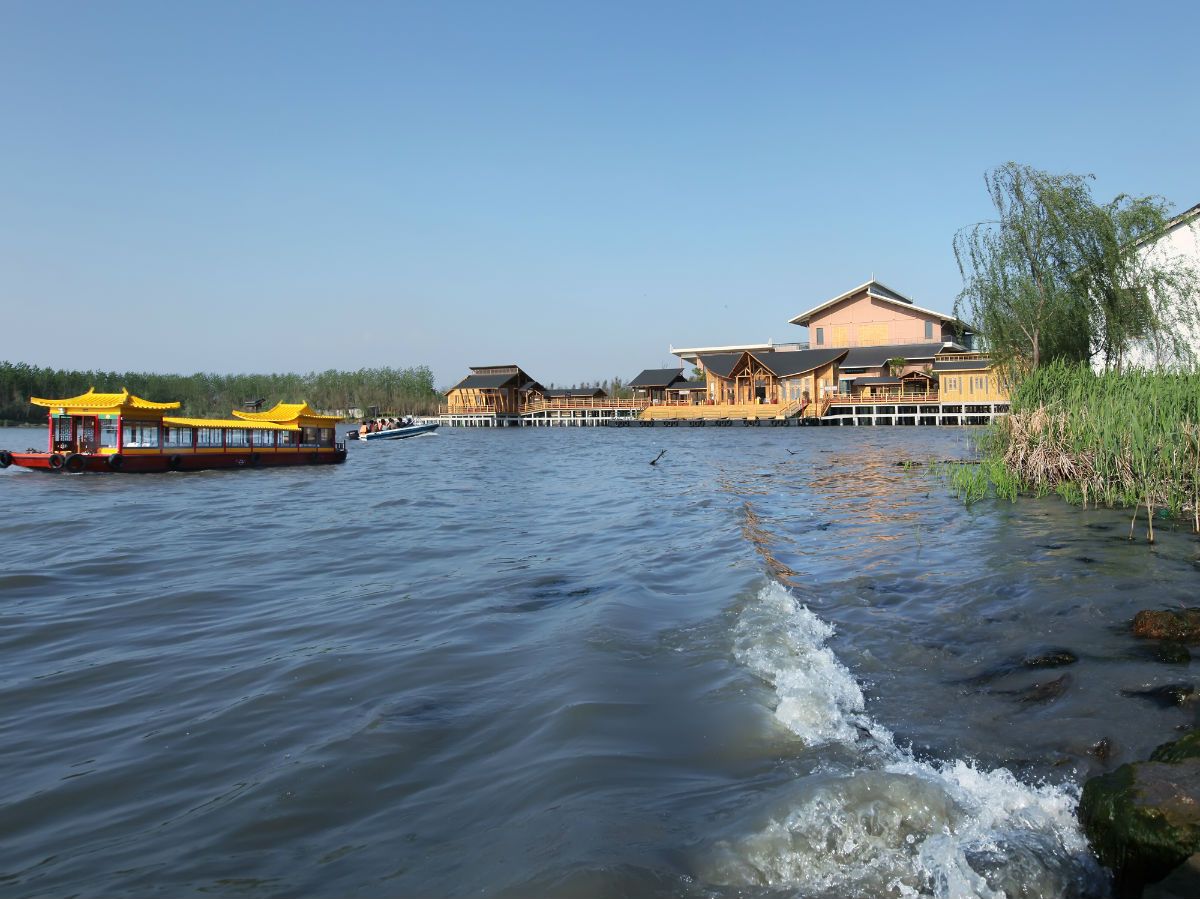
[1133,610,1200,643]
[1022,648,1079,669]
[1081,734,1200,893]
[1121,684,1196,708]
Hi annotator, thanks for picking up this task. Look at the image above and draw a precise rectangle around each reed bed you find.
[946,362,1200,540]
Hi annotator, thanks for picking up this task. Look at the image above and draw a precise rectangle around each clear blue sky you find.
[2,1,1196,389]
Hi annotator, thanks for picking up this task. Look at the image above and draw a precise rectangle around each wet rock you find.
[1080,756,1200,895]
[1133,610,1200,643]
[1091,738,1114,762]
[1122,684,1197,708]
[1150,731,1200,764]
[1153,644,1193,666]
[1144,853,1200,899]
[1016,673,1072,704]
[1023,648,1079,669]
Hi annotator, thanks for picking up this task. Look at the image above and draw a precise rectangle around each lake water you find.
[2,424,1198,898]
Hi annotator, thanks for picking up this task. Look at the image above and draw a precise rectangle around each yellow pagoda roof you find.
[29,388,181,411]
[231,401,340,424]
[162,416,298,430]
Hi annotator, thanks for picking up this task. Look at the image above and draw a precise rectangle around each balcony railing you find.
[828,390,940,405]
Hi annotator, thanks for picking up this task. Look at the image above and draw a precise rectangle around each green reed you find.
[961,362,1200,540]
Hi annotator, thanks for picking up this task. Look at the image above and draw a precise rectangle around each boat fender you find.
[167,454,183,470]
[48,453,65,470]
[107,454,124,471]
[63,453,86,473]
[0,449,11,468]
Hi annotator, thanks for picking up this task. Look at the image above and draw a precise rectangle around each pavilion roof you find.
[231,401,341,424]
[163,416,298,430]
[29,388,180,411]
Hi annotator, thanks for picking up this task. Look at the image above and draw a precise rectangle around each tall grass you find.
[977,361,1200,540]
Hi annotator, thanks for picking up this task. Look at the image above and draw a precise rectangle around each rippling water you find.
[3,424,1198,897]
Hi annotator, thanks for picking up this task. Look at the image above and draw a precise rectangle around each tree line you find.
[0,361,444,423]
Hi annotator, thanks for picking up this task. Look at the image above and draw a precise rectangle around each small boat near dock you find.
[0,389,347,473]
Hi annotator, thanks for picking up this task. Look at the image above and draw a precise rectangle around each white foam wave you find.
[709,582,1106,898]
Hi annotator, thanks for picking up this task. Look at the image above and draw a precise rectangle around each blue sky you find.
[2,1,1197,389]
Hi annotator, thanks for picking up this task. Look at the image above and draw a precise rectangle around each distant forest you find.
[0,361,443,423]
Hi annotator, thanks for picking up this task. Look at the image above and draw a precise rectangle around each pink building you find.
[788,280,975,350]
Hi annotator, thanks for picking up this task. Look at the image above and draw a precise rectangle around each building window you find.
[925,321,934,340]
[815,327,824,345]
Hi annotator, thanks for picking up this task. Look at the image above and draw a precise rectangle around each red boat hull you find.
[2,448,347,473]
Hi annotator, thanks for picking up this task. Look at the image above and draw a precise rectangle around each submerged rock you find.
[1023,649,1079,669]
[1121,684,1197,708]
[1133,610,1200,643]
[1015,673,1073,704]
[1081,734,1200,894]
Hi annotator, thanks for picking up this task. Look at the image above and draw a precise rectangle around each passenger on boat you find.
[358,421,369,438]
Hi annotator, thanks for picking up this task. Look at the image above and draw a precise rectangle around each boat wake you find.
[700,582,1108,898]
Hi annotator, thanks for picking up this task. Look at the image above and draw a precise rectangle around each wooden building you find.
[444,365,542,416]
[629,368,690,404]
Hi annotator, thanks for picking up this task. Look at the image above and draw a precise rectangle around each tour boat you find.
[0,389,347,473]
[357,423,439,441]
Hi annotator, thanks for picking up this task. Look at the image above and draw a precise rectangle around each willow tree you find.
[953,162,1197,373]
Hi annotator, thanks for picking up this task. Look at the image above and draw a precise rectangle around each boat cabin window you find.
[278,430,298,447]
[165,426,193,448]
[226,428,250,448]
[196,427,224,447]
[99,418,119,449]
[122,420,160,448]
[319,428,334,446]
[252,429,276,448]
[300,426,319,446]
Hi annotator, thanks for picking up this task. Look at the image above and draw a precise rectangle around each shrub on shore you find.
[943,362,1200,539]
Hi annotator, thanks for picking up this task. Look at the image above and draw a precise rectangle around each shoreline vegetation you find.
[0,361,444,422]
[939,362,1200,542]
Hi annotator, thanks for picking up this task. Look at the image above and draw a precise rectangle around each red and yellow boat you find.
[0,389,347,473]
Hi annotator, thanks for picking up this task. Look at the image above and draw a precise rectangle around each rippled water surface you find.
[3,425,1199,898]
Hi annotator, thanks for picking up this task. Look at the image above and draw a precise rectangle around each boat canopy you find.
[29,388,181,415]
[231,401,341,427]
[162,416,299,430]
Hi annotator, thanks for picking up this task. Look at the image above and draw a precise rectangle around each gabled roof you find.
[788,279,960,327]
[231,401,341,425]
[695,353,743,379]
[932,358,994,372]
[666,380,708,392]
[755,348,848,378]
[853,376,902,385]
[451,372,519,390]
[30,387,180,411]
[698,348,848,380]
[629,368,688,389]
[840,343,950,369]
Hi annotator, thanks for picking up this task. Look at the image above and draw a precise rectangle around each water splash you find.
[705,582,1108,898]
